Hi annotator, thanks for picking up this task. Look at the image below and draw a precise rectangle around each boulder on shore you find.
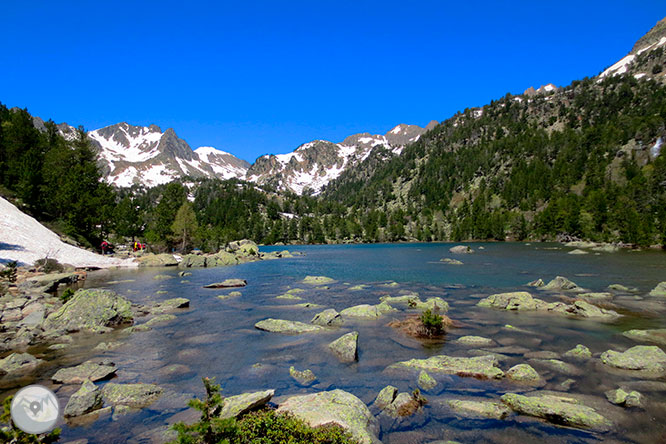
[255,318,325,334]
[43,289,133,333]
[388,354,504,380]
[137,254,179,267]
[20,272,79,293]
[277,390,380,444]
[501,392,612,431]
[328,331,359,363]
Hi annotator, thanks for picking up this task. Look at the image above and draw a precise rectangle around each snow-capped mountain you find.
[88,123,249,187]
[247,121,438,194]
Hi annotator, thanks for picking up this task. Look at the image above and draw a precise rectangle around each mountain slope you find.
[247,121,437,194]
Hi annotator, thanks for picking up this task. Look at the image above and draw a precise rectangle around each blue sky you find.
[1,1,663,163]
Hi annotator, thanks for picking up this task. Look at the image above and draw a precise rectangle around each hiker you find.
[101,240,109,255]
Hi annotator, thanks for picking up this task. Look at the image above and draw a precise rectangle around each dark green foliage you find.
[60,288,75,303]
[0,396,61,443]
[0,261,18,283]
[170,377,357,444]
[420,309,443,337]
[34,258,64,274]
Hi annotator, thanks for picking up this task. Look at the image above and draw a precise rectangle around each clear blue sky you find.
[1,1,663,163]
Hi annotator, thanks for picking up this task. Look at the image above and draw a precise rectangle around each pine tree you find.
[172,201,198,252]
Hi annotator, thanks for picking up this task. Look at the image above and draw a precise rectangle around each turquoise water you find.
[6,243,666,443]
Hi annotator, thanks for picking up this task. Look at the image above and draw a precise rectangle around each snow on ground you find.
[600,54,636,78]
[0,197,136,268]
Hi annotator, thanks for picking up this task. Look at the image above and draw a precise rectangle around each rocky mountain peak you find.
[631,17,666,54]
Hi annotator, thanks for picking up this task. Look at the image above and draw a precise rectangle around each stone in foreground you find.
[52,360,117,384]
[44,289,133,333]
[203,279,247,288]
[101,383,163,408]
[0,353,43,377]
[311,308,343,326]
[374,385,397,410]
[501,393,612,431]
[389,354,504,379]
[446,399,511,419]
[277,390,380,444]
[328,331,359,363]
[254,318,325,334]
[600,345,666,373]
[220,389,275,419]
[64,380,103,417]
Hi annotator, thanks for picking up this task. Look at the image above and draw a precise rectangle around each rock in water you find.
[277,390,380,444]
[43,289,133,333]
[649,282,666,297]
[454,336,495,347]
[101,383,163,408]
[449,245,474,254]
[446,399,511,419]
[311,309,343,326]
[328,331,358,363]
[219,390,275,419]
[506,364,543,385]
[137,254,179,267]
[203,279,247,288]
[52,360,117,384]
[563,344,592,359]
[151,298,190,314]
[623,329,666,346]
[302,276,336,285]
[374,386,398,410]
[0,352,43,377]
[388,354,504,380]
[501,393,612,431]
[418,371,437,390]
[600,345,666,373]
[605,388,643,408]
[542,276,582,292]
[64,380,103,417]
[290,367,317,385]
[340,303,396,319]
[254,318,325,334]
[477,292,542,311]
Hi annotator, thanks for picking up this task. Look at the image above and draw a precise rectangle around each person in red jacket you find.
[101,240,108,255]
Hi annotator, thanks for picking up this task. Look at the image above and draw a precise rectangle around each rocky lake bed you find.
[2,242,666,443]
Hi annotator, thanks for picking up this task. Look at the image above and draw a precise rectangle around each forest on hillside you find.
[1,72,665,252]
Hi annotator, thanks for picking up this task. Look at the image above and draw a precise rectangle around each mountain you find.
[88,123,249,187]
[246,121,438,194]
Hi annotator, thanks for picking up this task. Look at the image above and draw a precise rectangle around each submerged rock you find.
[563,344,592,359]
[578,292,613,302]
[0,352,43,377]
[311,309,343,326]
[600,345,666,373]
[101,383,163,408]
[566,300,620,320]
[151,298,190,314]
[623,328,666,346]
[64,380,103,417]
[383,392,422,418]
[568,249,588,255]
[440,258,463,265]
[52,360,117,384]
[276,390,380,444]
[649,282,666,297]
[389,354,504,379]
[302,276,336,285]
[418,370,437,390]
[43,289,133,333]
[530,359,582,376]
[255,318,325,334]
[220,389,275,419]
[374,385,398,410]
[446,399,511,419]
[328,331,358,363]
[203,279,247,288]
[605,388,643,408]
[453,336,495,347]
[290,366,317,385]
[501,392,612,431]
[506,364,543,385]
[449,245,474,254]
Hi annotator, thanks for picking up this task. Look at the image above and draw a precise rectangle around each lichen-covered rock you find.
[311,309,343,327]
[207,251,238,267]
[64,380,103,417]
[389,354,504,379]
[374,386,397,410]
[340,303,396,319]
[220,390,275,419]
[20,272,79,293]
[600,345,666,373]
[52,360,117,384]
[0,352,43,376]
[101,383,163,408]
[477,292,543,311]
[255,318,325,334]
[542,276,582,292]
[649,282,666,297]
[578,292,613,302]
[328,331,358,363]
[277,390,380,444]
[416,297,449,312]
[383,392,421,418]
[203,279,247,288]
[449,245,474,254]
[446,399,511,419]
[44,289,133,333]
[290,366,316,385]
[302,276,336,285]
[418,370,437,390]
[151,298,190,314]
[276,292,303,300]
[137,254,179,267]
[454,336,495,347]
[529,359,582,376]
[563,344,592,359]
[623,328,666,346]
[605,388,643,407]
[506,364,543,385]
[501,393,612,431]
[566,300,620,320]
[178,254,207,268]
[440,258,463,265]
[526,279,544,287]
[144,314,177,327]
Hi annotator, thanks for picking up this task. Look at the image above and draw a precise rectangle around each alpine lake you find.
[4,242,666,444]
